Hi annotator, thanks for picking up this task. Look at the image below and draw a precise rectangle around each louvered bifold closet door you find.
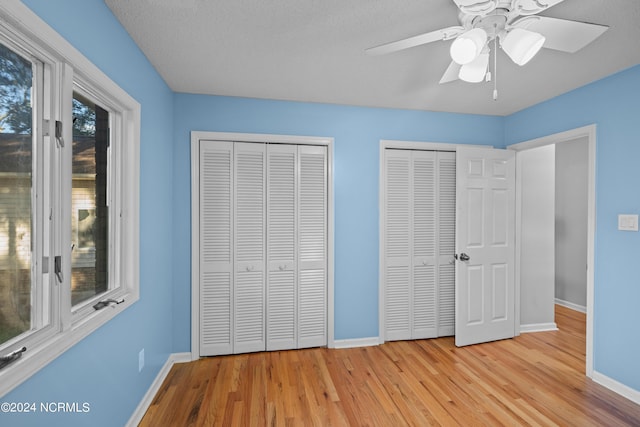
[384,149,412,341]
[412,151,438,339]
[297,145,328,348]
[437,152,456,336]
[234,142,266,353]
[384,149,455,342]
[199,141,234,356]
[266,144,297,351]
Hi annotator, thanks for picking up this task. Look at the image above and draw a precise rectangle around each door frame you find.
[378,140,487,344]
[190,131,335,360]
[508,124,596,377]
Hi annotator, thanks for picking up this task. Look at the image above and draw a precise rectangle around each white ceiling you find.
[105,0,640,116]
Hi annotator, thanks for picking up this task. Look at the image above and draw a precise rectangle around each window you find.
[0,3,140,396]
[0,41,36,347]
[71,91,110,307]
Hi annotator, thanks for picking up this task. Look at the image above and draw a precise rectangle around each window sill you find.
[0,291,138,398]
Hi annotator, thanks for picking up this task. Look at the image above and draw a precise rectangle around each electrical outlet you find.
[138,348,145,372]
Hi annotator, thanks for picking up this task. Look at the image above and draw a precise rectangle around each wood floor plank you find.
[141,305,640,426]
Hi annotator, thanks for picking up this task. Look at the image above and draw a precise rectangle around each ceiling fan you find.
[366,0,608,96]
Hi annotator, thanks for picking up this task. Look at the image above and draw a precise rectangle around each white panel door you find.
[199,141,234,356]
[384,149,412,341]
[234,142,266,353]
[266,144,297,351]
[455,147,515,347]
[297,145,327,348]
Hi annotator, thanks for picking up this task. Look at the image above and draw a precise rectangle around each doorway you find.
[509,124,596,377]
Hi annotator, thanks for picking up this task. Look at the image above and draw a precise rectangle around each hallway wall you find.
[555,137,589,309]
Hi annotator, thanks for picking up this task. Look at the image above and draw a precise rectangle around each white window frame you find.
[0,1,140,397]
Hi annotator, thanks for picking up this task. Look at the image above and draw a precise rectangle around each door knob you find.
[459,253,470,261]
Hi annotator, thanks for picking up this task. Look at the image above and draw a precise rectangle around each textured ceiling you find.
[105,0,640,116]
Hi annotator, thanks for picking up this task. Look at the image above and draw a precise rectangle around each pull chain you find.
[493,34,498,101]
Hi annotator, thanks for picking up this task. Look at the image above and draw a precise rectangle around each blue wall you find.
[505,64,640,392]
[172,95,504,349]
[2,1,175,426]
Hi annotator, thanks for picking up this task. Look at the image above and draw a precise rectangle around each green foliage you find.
[0,43,33,134]
[0,322,28,345]
[1,42,97,137]
[73,98,96,137]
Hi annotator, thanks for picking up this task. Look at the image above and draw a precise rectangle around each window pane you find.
[71,92,109,306]
[0,42,33,345]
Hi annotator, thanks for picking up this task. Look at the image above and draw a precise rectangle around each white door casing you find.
[508,124,596,377]
[455,147,516,347]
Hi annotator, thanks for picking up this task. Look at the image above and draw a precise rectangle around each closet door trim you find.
[191,132,334,360]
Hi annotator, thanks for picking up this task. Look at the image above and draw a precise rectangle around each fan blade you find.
[365,26,464,56]
[511,0,566,16]
[512,16,608,53]
[439,61,461,84]
[453,0,498,16]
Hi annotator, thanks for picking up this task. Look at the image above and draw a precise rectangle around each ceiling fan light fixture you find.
[458,52,490,83]
[501,28,546,65]
[450,28,488,65]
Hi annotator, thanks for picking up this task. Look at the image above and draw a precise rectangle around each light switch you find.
[618,214,638,231]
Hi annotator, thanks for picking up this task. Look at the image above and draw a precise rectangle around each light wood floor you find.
[140,306,640,426]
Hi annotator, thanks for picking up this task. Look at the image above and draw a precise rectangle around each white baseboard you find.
[555,298,587,313]
[592,370,640,406]
[126,352,192,427]
[333,337,380,349]
[520,322,558,333]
